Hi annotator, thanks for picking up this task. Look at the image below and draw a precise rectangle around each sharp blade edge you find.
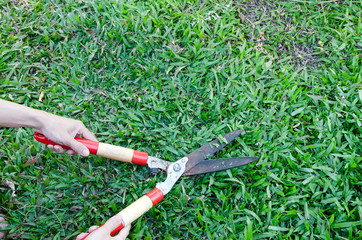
[183,157,258,176]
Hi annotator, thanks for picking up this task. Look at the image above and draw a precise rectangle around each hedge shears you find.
[34,130,258,238]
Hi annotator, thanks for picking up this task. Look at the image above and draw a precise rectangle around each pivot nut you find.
[173,163,181,172]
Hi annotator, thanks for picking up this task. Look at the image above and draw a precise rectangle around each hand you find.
[76,215,130,240]
[35,113,97,156]
[0,216,8,239]
[0,99,96,156]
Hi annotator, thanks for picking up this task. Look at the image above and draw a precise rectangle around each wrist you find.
[29,109,52,132]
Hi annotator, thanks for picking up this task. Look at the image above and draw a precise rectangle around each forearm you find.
[0,99,48,130]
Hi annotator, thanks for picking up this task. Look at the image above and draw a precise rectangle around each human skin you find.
[0,99,96,155]
[76,215,130,240]
[0,99,130,240]
[0,217,7,239]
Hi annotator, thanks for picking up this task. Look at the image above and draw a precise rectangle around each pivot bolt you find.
[173,163,181,172]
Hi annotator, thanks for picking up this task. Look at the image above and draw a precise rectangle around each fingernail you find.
[81,149,89,156]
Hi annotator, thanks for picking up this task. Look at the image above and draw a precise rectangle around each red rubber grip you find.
[146,188,164,206]
[110,222,124,237]
[131,150,148,165]
[34,132,99,154]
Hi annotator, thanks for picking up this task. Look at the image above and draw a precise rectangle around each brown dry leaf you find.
[293,122,301,128]
[259,31,265,40]
[3,180,16,198]
[122,189,127,204]
[70,206,83,212]
[237,6,246,23]
[265,60,273,68]
[38,91,44,102]
[22,155,38,167]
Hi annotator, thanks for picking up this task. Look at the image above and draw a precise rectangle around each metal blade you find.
[184,130,244,173]
[182,157,258,176]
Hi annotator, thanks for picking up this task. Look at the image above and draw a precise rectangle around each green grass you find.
[0,0,361,239]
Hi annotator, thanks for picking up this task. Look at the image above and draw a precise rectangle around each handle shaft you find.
[111,187,164,235]
[34,132,148,165]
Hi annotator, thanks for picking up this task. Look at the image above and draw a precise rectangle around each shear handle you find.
[80,188,164,240]
[34,132,148,165]
[80,158,187,239]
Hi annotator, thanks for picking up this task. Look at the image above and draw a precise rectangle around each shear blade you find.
[182,157,258,176]
[184,130,244,173]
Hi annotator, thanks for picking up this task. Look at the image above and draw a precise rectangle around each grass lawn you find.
[0,0,361,239]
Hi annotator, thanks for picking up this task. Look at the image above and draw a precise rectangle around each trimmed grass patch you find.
[1,0,361,239]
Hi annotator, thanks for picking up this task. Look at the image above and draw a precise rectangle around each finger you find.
[76,233,88,240]
[47,145,55,152]
[88,226,99,233]
[79,126,97,141]
[0,217,8,227]
[54,145,66,153]
[113,224,131,240]
[65,138,89,157]
[67,149,76,155]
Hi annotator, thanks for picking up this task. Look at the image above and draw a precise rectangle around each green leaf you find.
[245,216,253,240]
[217,135,228,144]
[333,221,362,229]
[268,226,290,231]
[291,107,305,116]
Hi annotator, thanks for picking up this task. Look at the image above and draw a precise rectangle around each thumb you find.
[101,215,124,232]
[66,138,89,156]
[115,224,131,240]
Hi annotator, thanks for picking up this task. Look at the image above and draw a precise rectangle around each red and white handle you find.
[33,132,148,165]
[81,188,164,240]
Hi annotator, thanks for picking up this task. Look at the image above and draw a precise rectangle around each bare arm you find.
[0,99,96,156]
[0,99,47,128]
[0,99,132,239]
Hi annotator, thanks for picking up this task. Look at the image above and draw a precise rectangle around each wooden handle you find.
[110,188,164,236]
[96,143,148,165]
[34,132,149,165]
[118,195,153,225]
